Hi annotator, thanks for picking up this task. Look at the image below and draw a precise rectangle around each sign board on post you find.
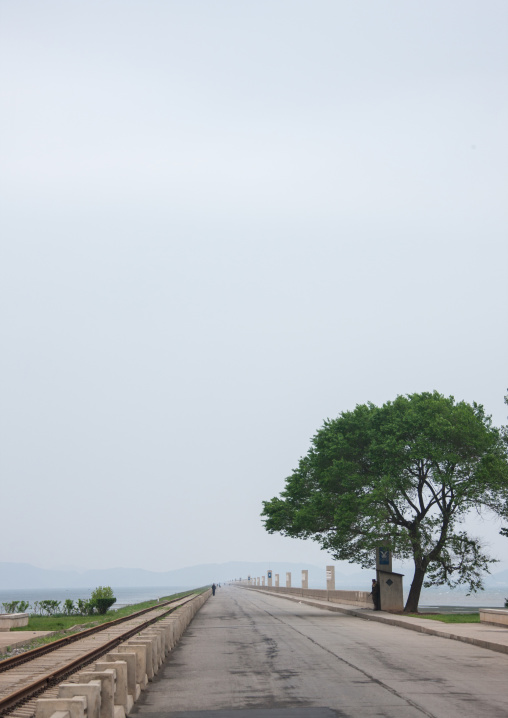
[267,570,273,587]
[326,565,335,590]
[376,547,392,573]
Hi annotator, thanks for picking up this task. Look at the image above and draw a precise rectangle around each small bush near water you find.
[90,586,117,615]
[2,601,30,614]
[3,587,116,618]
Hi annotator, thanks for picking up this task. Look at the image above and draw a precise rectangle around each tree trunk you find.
[404,564,426,613]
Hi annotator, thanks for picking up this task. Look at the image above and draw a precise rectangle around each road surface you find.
[132,585,508,718]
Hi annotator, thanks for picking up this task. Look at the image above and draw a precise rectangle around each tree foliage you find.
[90,586,116,614]
[261,392,508,612]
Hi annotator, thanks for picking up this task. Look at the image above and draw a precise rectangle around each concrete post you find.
[326,565,335,590]
[302,570,308,589]
[286,572,291,587]
[275,573,279,587]
[261,576,265,586]
[267,570,273,587]
[257,577,260,586]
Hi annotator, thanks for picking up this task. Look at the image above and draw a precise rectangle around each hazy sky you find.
[1,1,507,577]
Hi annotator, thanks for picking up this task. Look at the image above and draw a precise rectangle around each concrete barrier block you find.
[116,644,147,691]
[104,653,136,707]
[59,682,101,718]
[36,698,86,718]
[95,662,128,709]
[126,640,153,681]
[154,626,169,655]
[0,613,29,631]
[135,634,159,673]
[144,628,166,663]
[141,635,160,673]
[78,670,115,718]
[157,621,174,650]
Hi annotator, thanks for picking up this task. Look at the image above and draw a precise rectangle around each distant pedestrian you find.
[370,579,380,610]
[212,583,216,596]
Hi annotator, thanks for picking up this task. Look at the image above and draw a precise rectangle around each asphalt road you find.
[131,585,508,718]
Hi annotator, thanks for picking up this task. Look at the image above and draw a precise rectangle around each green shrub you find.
[88,587,116,615]
[38,600,61,616]
[76,598,95,615]
[2,601,19,614]
[94,598,117,614]
[63,599,75,615]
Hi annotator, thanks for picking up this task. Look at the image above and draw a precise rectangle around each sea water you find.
[418,586,507,609]
[0,586,193,611]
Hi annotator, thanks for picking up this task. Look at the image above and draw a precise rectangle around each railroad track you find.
[0,592,197,718]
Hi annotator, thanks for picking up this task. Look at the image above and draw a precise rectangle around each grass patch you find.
[408,613,480,623]
[12,616,99,632]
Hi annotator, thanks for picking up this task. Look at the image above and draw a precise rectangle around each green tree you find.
[2,601,19,614]
[261,392,508,612]
[500,388,508,541]
[76,598,94,616]
[39,600,61,616]
[90,586,116,615]
[63,599,75,615]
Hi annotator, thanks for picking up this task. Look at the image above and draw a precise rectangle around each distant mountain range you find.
[1,561,507,590]
[0,561,373,590]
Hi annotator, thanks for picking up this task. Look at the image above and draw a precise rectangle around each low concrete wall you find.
[479,609,508,627]
[0,613,29,631]
[246,585,373,608]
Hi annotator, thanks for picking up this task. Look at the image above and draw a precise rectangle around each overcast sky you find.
[1,1,507,578]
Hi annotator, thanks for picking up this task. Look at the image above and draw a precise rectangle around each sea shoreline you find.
[0,585,196,610]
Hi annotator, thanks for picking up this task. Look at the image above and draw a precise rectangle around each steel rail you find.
[0,592,193,672]
[0,593,197,716]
